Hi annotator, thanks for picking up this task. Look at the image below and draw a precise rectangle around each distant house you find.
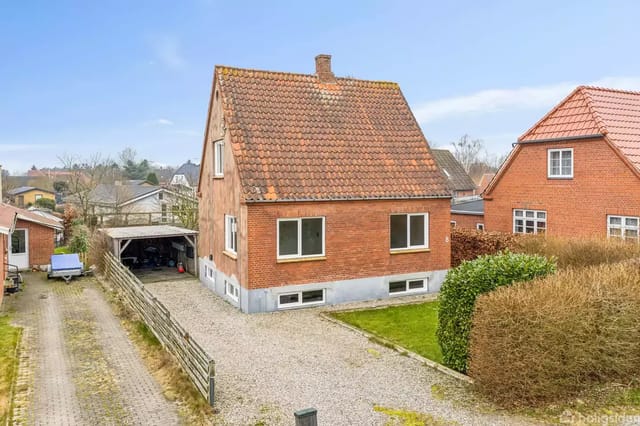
[450,198,484,231]
[484,86,640,239]
[475,173,495,194]
[197,54,451,313]
[0,207,17,304]
[170,160,200,188]
[1,203,63,271]
[7,186,55,208]
[82,183,182,226]
[431,149,477,198]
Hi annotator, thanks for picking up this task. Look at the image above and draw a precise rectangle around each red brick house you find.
[450,199,484,231]
[1,204,63,271]
[0,207,17,305]
[484,86,640,239]
[197,55,451,312]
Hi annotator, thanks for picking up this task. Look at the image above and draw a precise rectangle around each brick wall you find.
[246,198,451,290]
[485,137,640,237]
[15,219,56,266]
[0,233,6,305]
[451,213,484,231]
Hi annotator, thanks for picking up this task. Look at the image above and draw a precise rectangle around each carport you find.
[101,225,198,281]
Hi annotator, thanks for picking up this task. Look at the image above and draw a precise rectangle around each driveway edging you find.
[319,311,474,385]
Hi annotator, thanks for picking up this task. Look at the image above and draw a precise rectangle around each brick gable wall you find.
[485,137,640,237]
[246,198,451,290]
[15,219,56,267]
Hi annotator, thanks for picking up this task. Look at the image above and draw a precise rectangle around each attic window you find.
[214,140,224,177]
[548,148,573,178]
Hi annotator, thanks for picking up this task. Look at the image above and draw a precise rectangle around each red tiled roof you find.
[214,65,450,201]
[0,204,63,230]
[0,205,16,234]
[519,86,640,170]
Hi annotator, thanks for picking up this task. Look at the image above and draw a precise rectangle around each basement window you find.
[389,278,427,295]
[278,289,325,308]
[225,280,239,302]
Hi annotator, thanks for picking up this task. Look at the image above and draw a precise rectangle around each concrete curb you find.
[319,311,474,385]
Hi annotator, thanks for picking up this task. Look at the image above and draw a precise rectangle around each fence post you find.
[208,360,216,406]
[294,408,318,426]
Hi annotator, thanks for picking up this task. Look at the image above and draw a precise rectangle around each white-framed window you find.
[277,289,325,308]
[225,280,239,302]
[204,265,215,283]
[608,215,639,241]
[277,217,325,259]
[390,213,429,250]
[389,278,427,295]
[513,209,546,234]
[450,220,457,229]
[161,204,168,222]
[548,148,573,178]
[214,140,224,177]
[158,191,164,200]
[35,194,42,201]
[225,215,237,254]
[476,223,485,231]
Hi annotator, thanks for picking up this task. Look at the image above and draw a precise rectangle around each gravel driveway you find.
[145,279,537,426]
[7,273,179,425]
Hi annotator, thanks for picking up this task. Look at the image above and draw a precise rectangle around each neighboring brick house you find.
[431,149,477,198]
[450,198,484,231]
[0,206,17,305]
[2,204,63,271]
[197,54,451,313]
[484,86,640,239]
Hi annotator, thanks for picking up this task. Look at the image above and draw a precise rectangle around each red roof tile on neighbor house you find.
[0,205,17,234]
[519,86,640,170]
[214,57,450,202]
[0,204,62,230]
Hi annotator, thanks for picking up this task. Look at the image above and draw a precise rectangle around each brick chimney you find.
[315,54,336,83]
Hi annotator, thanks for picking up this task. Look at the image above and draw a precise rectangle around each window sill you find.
[277,256,326,264]
[389,248,431,255]
[213,175,224,179]
[547,176,573,180]
[223,250,237,260]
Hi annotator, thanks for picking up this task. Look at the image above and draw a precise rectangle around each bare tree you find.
[452,134,484,173]
[59,154,121,224]
[169,186,199,230]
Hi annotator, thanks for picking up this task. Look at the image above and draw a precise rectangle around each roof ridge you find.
[579,85,640,96]
[579,87,609,136]
[214,65,399,87]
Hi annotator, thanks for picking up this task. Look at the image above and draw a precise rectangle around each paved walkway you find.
[5,273,179,425]
[145,278,538,426]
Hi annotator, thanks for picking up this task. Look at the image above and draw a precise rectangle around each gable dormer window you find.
[214,140,224,177]
[548,148,573,178]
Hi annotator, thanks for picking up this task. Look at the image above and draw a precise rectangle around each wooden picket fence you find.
[103,251,215,405]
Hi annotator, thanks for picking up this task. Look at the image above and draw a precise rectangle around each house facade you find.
[450,199,484,231]
[0,207,17,304]
[7,186,55,208]
[197,55,451,313]
[431,149,477,198]
[484,86,640,240]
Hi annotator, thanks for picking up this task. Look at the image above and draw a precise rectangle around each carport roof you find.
[101,225,198,240]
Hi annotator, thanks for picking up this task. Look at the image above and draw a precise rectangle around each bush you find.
[469,261,640,406]
[68,224,89,254]
[34,197,56,210]
[450,228,519,267]
[88,230,111,273]
[436,251,556,373]
[518,235,640,269]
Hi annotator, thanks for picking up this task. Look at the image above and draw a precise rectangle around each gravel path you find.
[145,278,538,426]
[7,273,179,425]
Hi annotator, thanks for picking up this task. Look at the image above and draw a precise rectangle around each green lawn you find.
[0,315,21,423]
[330,301,443,364]
[54,246,71,254]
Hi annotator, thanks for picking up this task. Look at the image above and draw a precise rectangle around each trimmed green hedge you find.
[436,251,556,373]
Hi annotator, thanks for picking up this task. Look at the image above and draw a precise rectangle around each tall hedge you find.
[470,262,640,406]
[436,251,556,373]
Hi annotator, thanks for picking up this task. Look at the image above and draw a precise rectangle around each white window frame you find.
[450,220,457,228]
[476,223,485,231]
[390,213,429,251]
[225,280,239,302]
[388,277,427,295]
[214,140,224,177]
[158,191,163,200]
[547,148,573,179]
[607,215,640,241]
[225,215,237,254]
[276,217,325,260]
[513,209,547,234]
[35,194,42,201]
[277,289,325,309]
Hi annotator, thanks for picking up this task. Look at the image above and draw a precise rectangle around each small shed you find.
[101,225,198,276]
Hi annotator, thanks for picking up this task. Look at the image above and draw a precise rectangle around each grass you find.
[330,301,442,364]
[54,246,71,254]
[374,405,457,425]
[0,315,22,424]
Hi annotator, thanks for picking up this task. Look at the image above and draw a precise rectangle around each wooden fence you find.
[103,251,215,405]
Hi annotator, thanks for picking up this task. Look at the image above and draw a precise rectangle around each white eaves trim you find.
[16,213,64,230]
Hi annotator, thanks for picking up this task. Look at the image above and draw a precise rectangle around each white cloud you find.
[149,35,186,70]
[143,118,174,127]
[414,76,640,124]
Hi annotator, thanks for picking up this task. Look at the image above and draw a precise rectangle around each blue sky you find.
[2,0,640,174]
